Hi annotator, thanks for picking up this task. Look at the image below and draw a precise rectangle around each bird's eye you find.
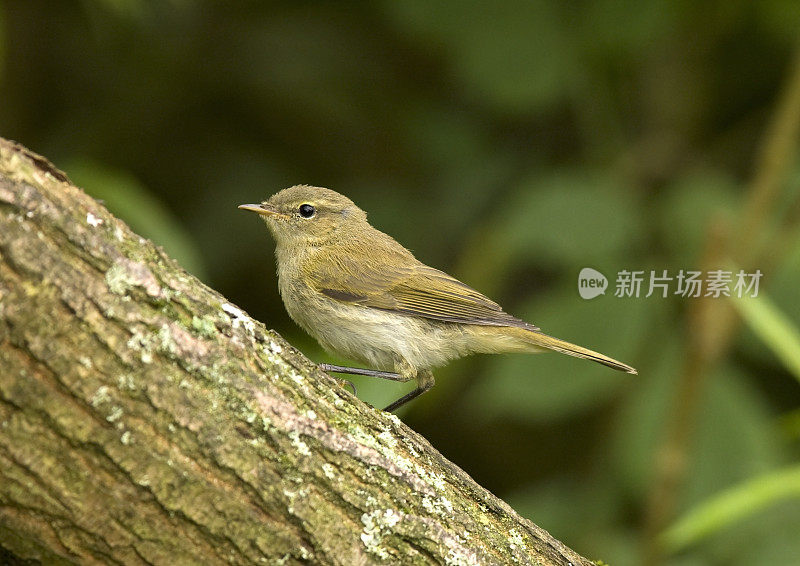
[298,204,316,218]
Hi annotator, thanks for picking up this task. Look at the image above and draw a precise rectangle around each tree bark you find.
[0,137,595,566]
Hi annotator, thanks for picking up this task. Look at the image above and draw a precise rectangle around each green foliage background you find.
[2,2,800,564]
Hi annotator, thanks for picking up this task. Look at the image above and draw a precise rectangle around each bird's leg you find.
[383,370,435,412]
[320,361,434,412]
[318,363,410,382]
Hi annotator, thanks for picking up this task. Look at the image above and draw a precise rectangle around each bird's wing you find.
[308,248,538,330]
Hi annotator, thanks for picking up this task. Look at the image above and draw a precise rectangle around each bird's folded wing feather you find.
[308,250,538,330]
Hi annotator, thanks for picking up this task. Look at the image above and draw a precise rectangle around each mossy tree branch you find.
[0,137,594,566]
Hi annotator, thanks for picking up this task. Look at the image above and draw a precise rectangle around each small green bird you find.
[240,185,636,412]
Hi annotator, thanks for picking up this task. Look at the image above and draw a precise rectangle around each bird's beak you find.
[238,203,285,218]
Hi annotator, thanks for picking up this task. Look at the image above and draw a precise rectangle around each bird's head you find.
[239,185,368,247]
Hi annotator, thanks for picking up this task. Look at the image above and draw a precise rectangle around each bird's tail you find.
[515,328,638,374]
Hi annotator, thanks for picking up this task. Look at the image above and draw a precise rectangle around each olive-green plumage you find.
[240,185,636,411]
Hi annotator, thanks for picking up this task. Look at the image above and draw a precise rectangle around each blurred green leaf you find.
[731,291,800,383]
[663,464,800,552]
[581,0,676,57]
[611,360,782,504]
[609,332,683,498]
[508,478,708,566]
[780,407,800,441]
[501,170,643,265]
[383,0,575,113]
[508,479,630,562]
[760,229,800,321]
[737,233,800,368]
[660,170,739,260]
[91,0,147,19]
[458,169,642,296]
[65,159,207,279]
[758,0,800,42]
[610,360,790,565]
[681,367,782,508]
